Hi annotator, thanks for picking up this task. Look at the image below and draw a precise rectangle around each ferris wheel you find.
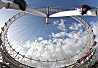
[0,0,97,68]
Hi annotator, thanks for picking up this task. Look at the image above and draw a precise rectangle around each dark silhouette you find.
[81,4,91,15]
[13,0,27,11]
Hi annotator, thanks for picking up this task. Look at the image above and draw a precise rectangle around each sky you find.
[0,0,98,68]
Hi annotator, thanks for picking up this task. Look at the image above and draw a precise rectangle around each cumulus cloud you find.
[38,37,43,41]
[52,32,65,38]
[69,22,82,30]
[53,19,66,31]
[57,19,66,31]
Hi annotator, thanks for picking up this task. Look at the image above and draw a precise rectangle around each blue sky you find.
[0,0,98,68]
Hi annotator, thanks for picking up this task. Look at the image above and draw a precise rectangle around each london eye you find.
[0,0,97,68]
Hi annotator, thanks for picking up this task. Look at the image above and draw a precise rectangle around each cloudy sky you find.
[0,0,98,68]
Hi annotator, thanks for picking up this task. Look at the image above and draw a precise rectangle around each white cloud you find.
[51,19,67,39]
[53,20,59,25]
[38,37,43,41]
[57,19,66,31]
[69,23,82,30]
[53,19,66,31]
[52,32,65,38]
